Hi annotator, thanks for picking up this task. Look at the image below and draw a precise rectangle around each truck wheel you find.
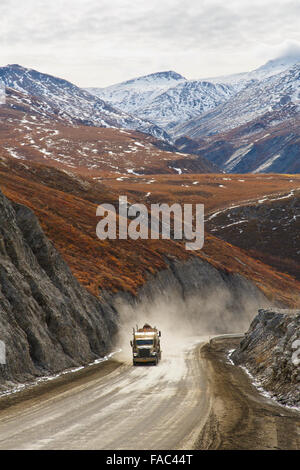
[133,360,136,366]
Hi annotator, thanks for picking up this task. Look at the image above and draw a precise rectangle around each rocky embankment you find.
[0,188,118,389]
[0,187,270,390]
[232,309,300,408]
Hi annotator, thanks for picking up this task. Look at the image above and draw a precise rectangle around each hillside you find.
[3,60,300,175]
[206,188,300,281]
[175,115,300,174]
[0,157,299,307]
[0,64,170,142]
[107,172,300,287]
[173,64,300,139]
[172,62,300,174]
[0,87,217,176]
[106,172,300,213]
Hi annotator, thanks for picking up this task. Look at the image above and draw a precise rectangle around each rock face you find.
[0,188,118,387]
[232,309,300,407]
[112,257,269,336]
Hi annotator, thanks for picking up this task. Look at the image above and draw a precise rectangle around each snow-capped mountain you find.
[205,53,300,89]
[87,71,235,130]
[174,63,300,139]
[0,84,217,176]
[87,71,186,114]
[0,64,171,142]
[88,54,300,137]
[2,54,300,175]
[130,80,234,130]
[251,53,300,80]
[171,55,300,174]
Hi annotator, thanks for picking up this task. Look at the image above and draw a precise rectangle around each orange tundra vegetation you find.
[0,155,300,306]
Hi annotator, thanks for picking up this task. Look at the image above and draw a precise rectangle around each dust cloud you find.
[112,286,270,362]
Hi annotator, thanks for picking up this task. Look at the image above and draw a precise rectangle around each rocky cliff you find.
[232,309,300,408]
[0,188,118,389]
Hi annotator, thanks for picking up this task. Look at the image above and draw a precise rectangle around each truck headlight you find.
[151,352,157,356]
[133,353,138,357]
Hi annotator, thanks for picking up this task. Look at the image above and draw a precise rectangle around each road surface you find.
[0,336,299,450]
[0,338,210,450]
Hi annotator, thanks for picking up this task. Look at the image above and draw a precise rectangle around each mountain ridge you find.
[0,64,171,142]
[87,55,300,143]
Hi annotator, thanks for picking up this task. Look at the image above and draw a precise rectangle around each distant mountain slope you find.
[132,80,234,130]
[87,55,300,136]
[87,71,235,130]
[0,86,218,175]
[172,60,300,174]
[0,64,170,142]
[175,114,300,174]
[87,71,186,115]
[2,58,300,175]
[173,63,300,139]
[205,53,300,88]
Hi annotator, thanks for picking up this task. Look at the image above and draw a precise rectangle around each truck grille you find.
[139,348,150,358]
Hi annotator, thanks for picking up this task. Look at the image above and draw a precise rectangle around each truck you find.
[130,323,162,366]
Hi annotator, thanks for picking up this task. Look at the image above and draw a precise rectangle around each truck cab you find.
[130,324,161,366]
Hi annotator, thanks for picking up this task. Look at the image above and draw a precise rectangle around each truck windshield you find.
[136,340,153,346]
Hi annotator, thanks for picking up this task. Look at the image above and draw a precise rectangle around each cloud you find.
[255,39,300,65]
[0,0,300,86]
[275,40,300,59]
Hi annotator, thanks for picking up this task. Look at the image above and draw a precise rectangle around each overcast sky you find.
[0,0,300,87]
